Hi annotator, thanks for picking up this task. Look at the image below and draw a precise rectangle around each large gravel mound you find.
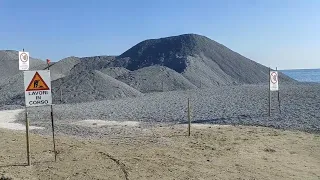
[114,65,197,92]
[52,70,143,104]
[116,34,296,87]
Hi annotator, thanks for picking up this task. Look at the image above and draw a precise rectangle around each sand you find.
[0,110,43,131]
[1,124,319,180]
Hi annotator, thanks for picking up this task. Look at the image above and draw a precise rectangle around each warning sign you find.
[26,72,50,91]
[270,71,279,91]
[19,51,30,71]
[24,70,52,107]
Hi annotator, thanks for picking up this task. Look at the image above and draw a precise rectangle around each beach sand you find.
[1,124,320,180]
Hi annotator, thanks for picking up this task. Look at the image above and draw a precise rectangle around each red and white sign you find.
[270,71,279,91]
[19,51,30,70]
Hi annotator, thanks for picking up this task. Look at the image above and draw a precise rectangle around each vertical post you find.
[47,61,57,162]
[60,89,62,103]
[23,48,31,166]
[25,107,31,166]
[50,105,57,161]
[188,98,191,136]
[276,67,281,114]
[268,67,271,117]
[161,81,164,92]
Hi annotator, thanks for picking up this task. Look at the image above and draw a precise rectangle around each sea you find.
[281,69,320,83]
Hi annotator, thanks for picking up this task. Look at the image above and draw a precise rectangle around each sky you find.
[0,0,319,69]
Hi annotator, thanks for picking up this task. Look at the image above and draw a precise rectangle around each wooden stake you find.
[269,67,271,117]
[188,98,191,136]
[60,89,62,103]
[25,107,30,166]
[47,62,57,161]
[276,67,281,114]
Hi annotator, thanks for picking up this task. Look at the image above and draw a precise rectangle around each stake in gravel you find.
[46,59,57,162]
[188,98,191,136]
[20,48,31,166]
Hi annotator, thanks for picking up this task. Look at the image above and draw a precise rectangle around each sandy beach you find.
[1,121,320,180]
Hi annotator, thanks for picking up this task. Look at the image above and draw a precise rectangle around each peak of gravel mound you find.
[0,50,47,81]
[116,34,295,86]
[47,56,81,80]
[70,56,117,74]
[52,70,143,104]
[113,65,197,93]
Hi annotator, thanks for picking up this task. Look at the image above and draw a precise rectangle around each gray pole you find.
[23,48,31,166]
[276,67,281,114]
[25,108,30,166]
[269,67,271,117]
[47,62,57,161]
[188,98,191,136]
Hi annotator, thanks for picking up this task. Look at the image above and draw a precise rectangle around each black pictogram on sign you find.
[271,72,278,84]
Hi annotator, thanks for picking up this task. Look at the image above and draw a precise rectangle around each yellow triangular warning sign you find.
[26,72,50,91]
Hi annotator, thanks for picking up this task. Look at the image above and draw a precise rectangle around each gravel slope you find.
[17,83,320,138]
[47,56,81,80]
[99,67,131,78]
[51,70,143,104]
[114,65,197,92]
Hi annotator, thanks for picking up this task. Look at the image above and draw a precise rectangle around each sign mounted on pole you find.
[270,71,279,91]
[19,51,30,70]
[24,70,52,107]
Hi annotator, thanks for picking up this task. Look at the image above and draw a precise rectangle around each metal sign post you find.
[47,60,57,162]
[25,107,30,166]
[20,49,31,166]
[269,67,271,116]
[188,98,191,136]
[276,67,281,114]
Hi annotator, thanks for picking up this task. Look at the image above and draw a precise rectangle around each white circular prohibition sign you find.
[271,72,278,84]
[20,52,29,62]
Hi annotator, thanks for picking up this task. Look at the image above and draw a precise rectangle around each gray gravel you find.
[113,65,197,93]
[51,70,143,104]
[15,83,320,138]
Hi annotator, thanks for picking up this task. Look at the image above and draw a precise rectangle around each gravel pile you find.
[16,83,320,138]
[116,34,296,87]
[51,70,143,104]
[114,65,197,92]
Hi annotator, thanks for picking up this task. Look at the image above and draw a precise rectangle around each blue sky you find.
[0,0,319,69]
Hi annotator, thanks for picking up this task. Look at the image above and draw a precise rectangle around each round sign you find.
[20,52,29,62]
[271,72,278,84]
